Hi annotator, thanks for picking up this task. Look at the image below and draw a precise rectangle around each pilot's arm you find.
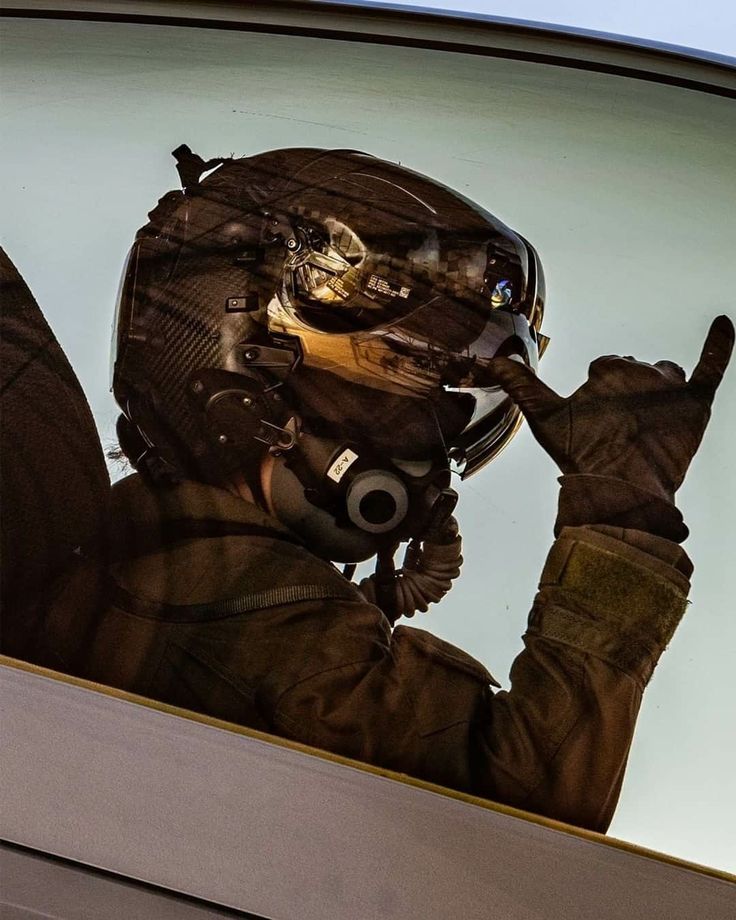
[275,318,731,831]
[272,516,689,832]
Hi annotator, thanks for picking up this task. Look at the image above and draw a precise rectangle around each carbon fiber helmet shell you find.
[112,147,546,487]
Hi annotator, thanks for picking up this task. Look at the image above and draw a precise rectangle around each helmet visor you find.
[271,288,541,476]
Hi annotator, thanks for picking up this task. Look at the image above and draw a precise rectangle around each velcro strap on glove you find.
[528,531,689,686]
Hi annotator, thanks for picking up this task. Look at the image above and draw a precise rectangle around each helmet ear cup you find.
[187,368,290,449]
[345,471,409,534]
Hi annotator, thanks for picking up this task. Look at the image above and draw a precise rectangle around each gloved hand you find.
[488,316,734,504]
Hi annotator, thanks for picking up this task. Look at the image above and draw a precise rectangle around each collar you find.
[104,474,300,561]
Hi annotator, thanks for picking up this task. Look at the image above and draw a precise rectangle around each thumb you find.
[487,357,565,419]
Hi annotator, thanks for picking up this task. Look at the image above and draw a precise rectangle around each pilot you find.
[35,146,733,832]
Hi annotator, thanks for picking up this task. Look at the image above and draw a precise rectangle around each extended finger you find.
[689,315,735,396]
[487,357,565,418]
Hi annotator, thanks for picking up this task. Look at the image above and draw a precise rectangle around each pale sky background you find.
[1,3,735,874]
[356,0,736,58]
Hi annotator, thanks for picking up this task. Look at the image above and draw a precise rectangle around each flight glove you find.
[488,316,734,537]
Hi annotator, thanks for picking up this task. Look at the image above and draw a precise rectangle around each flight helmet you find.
[112,145,547,564]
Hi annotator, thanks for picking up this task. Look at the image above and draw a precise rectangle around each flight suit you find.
[34,472,691,833]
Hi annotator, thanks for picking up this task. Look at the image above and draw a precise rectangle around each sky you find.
[1,5,735,876]
[356,0,736,58]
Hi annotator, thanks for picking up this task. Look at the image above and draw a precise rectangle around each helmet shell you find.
[112,148,545,483]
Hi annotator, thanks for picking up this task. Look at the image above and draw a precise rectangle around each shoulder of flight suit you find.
[105,474,363,605]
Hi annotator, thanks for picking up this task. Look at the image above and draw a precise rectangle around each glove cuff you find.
[555,474,689,543]
[529,527,689,687]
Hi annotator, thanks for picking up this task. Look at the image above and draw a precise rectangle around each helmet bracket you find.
[235,340,302,382]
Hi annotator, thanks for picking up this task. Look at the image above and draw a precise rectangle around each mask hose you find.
[358,515,463,623]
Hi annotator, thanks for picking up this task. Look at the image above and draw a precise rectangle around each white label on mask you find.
[327,448,359,483]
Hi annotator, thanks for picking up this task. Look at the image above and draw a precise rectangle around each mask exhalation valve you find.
[346,471,409,533]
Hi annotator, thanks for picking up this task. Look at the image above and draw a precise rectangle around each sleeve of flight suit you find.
[273,522,690,834]
[467,524,690,831]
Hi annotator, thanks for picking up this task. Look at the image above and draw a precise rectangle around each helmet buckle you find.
[256,418,298,452]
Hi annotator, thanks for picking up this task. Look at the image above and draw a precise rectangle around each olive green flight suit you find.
[37,473,691,833]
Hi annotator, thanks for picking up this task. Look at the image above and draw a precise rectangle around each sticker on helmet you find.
[365,275,412,302]
[327,448,359,483]
[325,274,355,301]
